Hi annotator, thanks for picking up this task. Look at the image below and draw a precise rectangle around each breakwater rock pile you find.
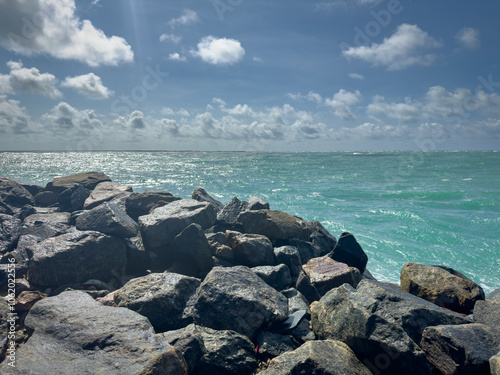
[0,172,499,375]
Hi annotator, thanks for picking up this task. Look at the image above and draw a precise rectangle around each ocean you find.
[1,151,499,294]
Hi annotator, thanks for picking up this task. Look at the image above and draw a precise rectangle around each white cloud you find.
[253,57,264,63]
[0,0,133,66]
[161,107,190,117]
[191,36,245,66]
[0,60,61,98]
[41,102,103,135]
[455,27,480,49]
[342,24,442,70]
[0,95,31,134]
[287,91,323,104]
[339,122,410,139]
[61,73,113,99]
[325,89,362,120]
[168,53,187,62]
[160,34,182,44]
[168,9,199,29]
[367,95,420,123]
[114,110,147,130]
[349,73,364,80]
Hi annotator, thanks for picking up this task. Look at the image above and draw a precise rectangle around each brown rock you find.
[15,291,48,312]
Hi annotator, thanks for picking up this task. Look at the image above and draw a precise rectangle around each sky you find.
[0,0,500,151]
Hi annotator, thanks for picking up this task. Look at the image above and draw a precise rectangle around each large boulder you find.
[139,199,217,251]
[252,264,291,291]
[489,288,500,301]
[259,340,372,375]
[420,323,500,375]
[237,209,310,244]
[288,238,322,264]
[27,231,127,288]
[473,300,500,328]
[207,232,233,262]
[192,188,223,212]
[217,197,249,225]
[75,202,138,238]
[256,331,298,360]
[400,262,485,314]
[274,245,302,281]
[190,266,288,339]
[0,214,22,253]
[113,272,200,332]
[226,231,275,267]
[84,181,133,210]
[126,190,181,221]
[21,212,71,240]
[54,182,89,212]
[491,352,500,375]
[328,232,368,274]
[45,172,111,192]
[0,291,188,375]
[0,176,35,207]
[307,220,337,256]
[160,324,206,374]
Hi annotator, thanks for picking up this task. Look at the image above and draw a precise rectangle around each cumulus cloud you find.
[325,89,362,120]
[160,33,182,44]
[114,110,147,130]
[61,73,113,99]
[168,9,199,29]
[455,27,480,49]
[342,24,442,70]
[169,53,187,62]
[339,122,410,139]
[0,60,61,98]
[191,36,245,66]
[0,0,133,66]
[41,102,104,136]
[367,95,420,123]
[0,95,31,134]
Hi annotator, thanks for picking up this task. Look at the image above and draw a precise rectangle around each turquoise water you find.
[1,151,499,294]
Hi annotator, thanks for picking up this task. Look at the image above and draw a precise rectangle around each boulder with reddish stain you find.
[15,290,48,312]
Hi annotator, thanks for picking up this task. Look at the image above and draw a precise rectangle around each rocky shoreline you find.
[0,172,499,375]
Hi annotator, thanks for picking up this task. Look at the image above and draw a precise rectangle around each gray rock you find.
[21,212,71,240]
[288,238,322,264]
[329,231,368,274]
[274,245,302,281]
[295,269,321,303]
[489,288,500,301]
[0,263,28,289]
[491,352,500,375]
[289,317,316,343]
[281,288,311,315]
[192,188,223,212]
[0,176,35,207]
[0,214,22,253]
[206,232,233,262]
[34,190,59,207]
[126,190,181,221]
[20,182,44,197]
[473,300,500,328]
[84,181,133,210]
[124,236,150,276]
[27,231,127,288]
[0,291,188,375]
[191,266,288,340]
[114,272,200,333]
[226,231,275,267]
[257,331,298,360]
[46,172,112,192]
[259,340,372,375]
[55,183,89,211]
[139,199,217,251]
[160,324,206,374]
[420,323,500,375]
[76,202,138,238]
[401,262,485,314]
[0,297,10,360]
[252,264,291,291]
[308,220,337,256]
[217,197,249,225]
[247,196,269,210]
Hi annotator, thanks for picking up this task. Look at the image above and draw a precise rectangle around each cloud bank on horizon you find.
[0,0,499,151]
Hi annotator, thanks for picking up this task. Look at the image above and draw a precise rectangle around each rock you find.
[491,352,500,375]
[257,331,298,360]
[259,340,372,375]
[76,202,138,238]
[206,232,233,262]
[27,231,127,288]
[138,199,217,251]
[252,264,291,291]
[0,263,28,289]
[46,172,112,192]
[302,256,362,296]
[238,209,310,244]
[190,266,288,340]
[0,176,35,207]
[126,190,181,221]
[329,232,368,274]
[21,212,71,240]
[226,231,275,267]
[217,197,249,225]
[247,196,269,210]
[289,317,316,343]
[274,245,302,281]
[160,324,206,374]
[488,288,500,301]
[192,188,223,211]
[34,190,60,207]
[83,181,133,210]
[312,280,471,375]
[0,290,188,375]
[295,270,321,303]
[0,214,22,253]
[2,234,38,265]
[0,199,11,215]
[308,220,337,256]
[55,183,89,211]
[420,323,500,375]
[14,290,47,312]
[400,262,485,314]
[0,297,10,360]
[20,182,44,197]
[288,238,322,264]
[124,236,150,276]
[473,300,500,328]
[113,272,200,333]
[281,288,311,315]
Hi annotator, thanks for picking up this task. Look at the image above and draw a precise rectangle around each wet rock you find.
[400,262,485,314]
[302,256,362,296]
[308,220,337,256]
[0,291,188,375]
[252,264,291,291]
[21,212,71,241]
[84,181,133,210]
[126,190,181,221]
[138,199,217,251]
[217,197,249,225]
[192,188,223,211]
[160,324,206,374]
[473,300,500,328]
[206,232,233,262]
[259,340,372,375]
[114,272,200,332]
[288,238,322,264]
[226,231,275,267]
[247,196,269,210]
[238,209,310,244]
[14,290,47,312]
[257,331,298,360]
[274,245,302,281]
[329,232,368,274]
[27,231,127,288]
[0,214,22,253]
[190,266,288,340]
[420,323,500,375]
[0,176,35,207]
[46,172,111,192]
[76,202,138,238]
[491,352,500,375]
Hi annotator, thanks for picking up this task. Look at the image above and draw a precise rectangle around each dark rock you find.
[274,245,302,281]
[114,272,200,333]
[83,181,133,210]
[217,197,249,225]
[252,264,291,291]
[473,300,500,328]
[107,191,132,212]
[27,231,127,288]
[491,352,500,375]
[288,238,322,264]
[34,190,59,207]
[3,234,38,265]
[0,297,9,361]
[0,214,22,253]
[56,183,89,211]
[247,196,269,210]
[272,309,308,333]
[0,263,28,289]
[281,288,311,315]
[295,270,321,303]
[160,324,206,374]
[226,231,275,267]
[21,212,71,241]
[362,268,377,280]
[0,176,35,207]
[126,190,181,221]
[0,291,188,375]
[257,331,298,360]
[13,204,36,221]
[401,262,485,314]
[420,323,500,375]
[76,202,138,238]
[489,288,500,301]
[238,209,310,244]
[289,317,316,343]
[329,231,368,274]
[192,188,223,211]
[0,199,11,215]
[308,220,337,256]
[124,236,150,276]
[46,172,112,192]
[15,290,47,312]
[259,340,372,375]
[190,266,288,340]
[139,199,217,251]
[20,182,44,197]
[302,256,362,296]
[206,232,233,262]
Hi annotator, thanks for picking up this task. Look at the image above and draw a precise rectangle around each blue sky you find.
[0,0,500,151]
